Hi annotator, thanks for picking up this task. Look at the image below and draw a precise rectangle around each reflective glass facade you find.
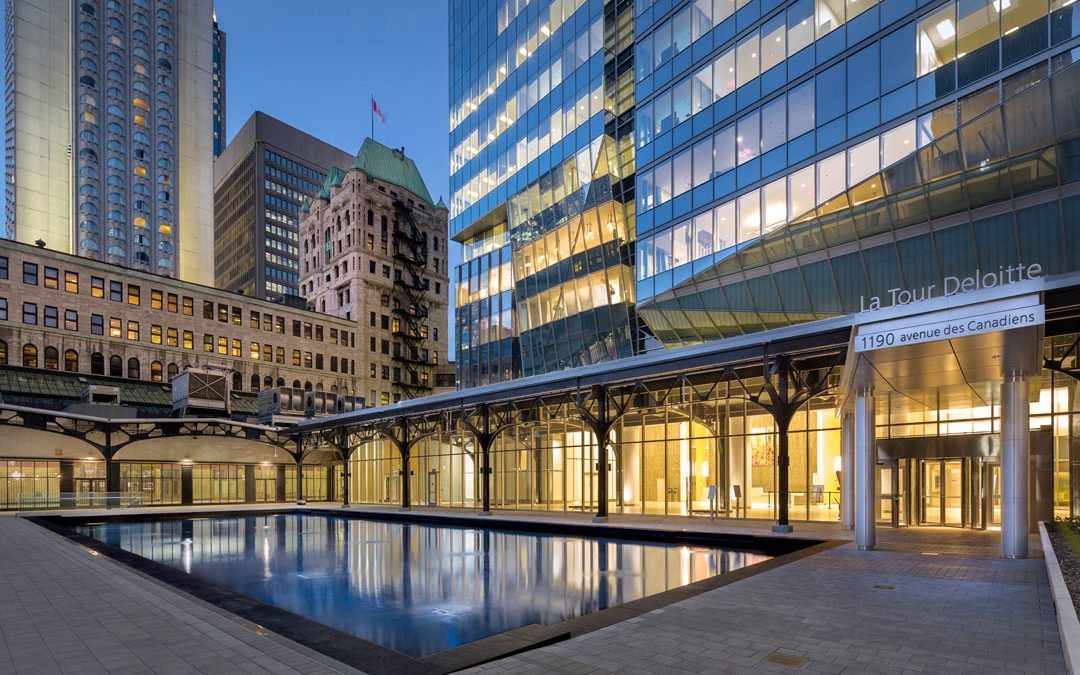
[632,0,1080,345]
[451,0,639,386]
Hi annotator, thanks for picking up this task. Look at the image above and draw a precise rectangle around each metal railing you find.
[16,492,150,511]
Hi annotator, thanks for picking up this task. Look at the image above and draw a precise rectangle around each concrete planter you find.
[1040,521,1080,674]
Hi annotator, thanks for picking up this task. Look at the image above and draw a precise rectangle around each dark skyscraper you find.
[213,111,352,303]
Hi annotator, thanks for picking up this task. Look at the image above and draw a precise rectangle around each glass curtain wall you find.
[0,460,60,509]
[119,462,182,504]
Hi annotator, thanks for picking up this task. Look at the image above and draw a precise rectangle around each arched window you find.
[304,381,312,392]
[127,357,140,379]
[276,378,285,387]
[230,371,241,391]
[167,362,178,380]
[109,355,122,377]
[157,57,172,71]
[22,344,38,368]
[315,382,324,391]
[263,375,273,389]
[292,380,301,389]
[367,209,374,225]
[64,350,79,372]
[150,361,162,382]
[0,340,7,365]
[250,373,260,391]
[330,385,339,395]
[91,352,104,374]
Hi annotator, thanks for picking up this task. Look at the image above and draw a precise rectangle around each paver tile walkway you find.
[0,517,361,675]
[466,529,1065,675]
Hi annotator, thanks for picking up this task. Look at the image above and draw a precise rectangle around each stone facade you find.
[0,238,361,396]
[299,139,450,405]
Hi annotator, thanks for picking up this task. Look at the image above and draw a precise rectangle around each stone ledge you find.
[1040,521,1080,674]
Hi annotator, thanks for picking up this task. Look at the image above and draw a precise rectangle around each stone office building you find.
[0,238,362,401]
[299,138,452,405]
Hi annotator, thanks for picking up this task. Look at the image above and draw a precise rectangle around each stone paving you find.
[465,527,1065,675]
[0,516,362,675]
[1,504,1068,674]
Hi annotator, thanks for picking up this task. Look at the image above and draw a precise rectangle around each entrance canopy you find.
[839,280,1046,411]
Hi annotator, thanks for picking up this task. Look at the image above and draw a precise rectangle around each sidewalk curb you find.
[1040,521,1080,675]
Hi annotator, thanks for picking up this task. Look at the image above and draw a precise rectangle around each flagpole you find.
[370,94,374,140]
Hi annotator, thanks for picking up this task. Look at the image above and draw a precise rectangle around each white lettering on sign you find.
[859,263,1041,312]
[855,295,1044,352]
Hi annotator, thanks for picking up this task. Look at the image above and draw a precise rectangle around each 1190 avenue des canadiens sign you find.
[855,293,1044,353]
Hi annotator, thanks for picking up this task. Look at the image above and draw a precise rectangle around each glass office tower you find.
[450,0,639,387]
[631,0,1080,344]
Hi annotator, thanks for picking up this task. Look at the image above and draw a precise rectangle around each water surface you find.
[78,514,769,656]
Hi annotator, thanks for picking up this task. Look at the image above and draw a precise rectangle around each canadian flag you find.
[372,98,386,124]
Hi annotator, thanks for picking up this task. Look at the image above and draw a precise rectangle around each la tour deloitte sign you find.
[854,263,1045,353]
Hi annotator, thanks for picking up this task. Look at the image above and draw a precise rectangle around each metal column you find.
[841,412,855,530]
[855,391,876,551]
[1001,374,1029,559]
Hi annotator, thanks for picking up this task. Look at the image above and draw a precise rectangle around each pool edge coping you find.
[25,509,844,674]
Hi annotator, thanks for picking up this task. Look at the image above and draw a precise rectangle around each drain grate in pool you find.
[871,584,895,590]
[765,652,807,667]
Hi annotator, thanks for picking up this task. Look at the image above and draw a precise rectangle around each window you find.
[22,303,37,325]
[43,267,58,289]
[64,350,78,373]
[91,314,104,335]
[0,257,7,279]
[92,276,105,298]
[109,317,122,338]
[151,289,162,309]
[151,324,162,344]
[182,296,193,315]
[127,357,140,379]
[21,342,40,368]
[167,293,178,312]
[232,306,241,326]
[0,298,6,321]
[217,336,227,355]
[64,272,79,293]
[183,330,193,349]
[109,355,122,377]
[127,320,139,341]
[64,310,78,331]
[217,304,228,322]
[90,352,103,374]
[150,361,162,382]
[23,262,38,285]
[109,280,123,301]
[128,284,140,305]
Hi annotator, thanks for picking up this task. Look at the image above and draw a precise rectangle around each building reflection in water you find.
[78,514,770,656]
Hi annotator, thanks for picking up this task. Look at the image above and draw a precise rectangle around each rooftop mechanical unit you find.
[258,387,365,425]
[80,385,121,405]
[172,367,231,417]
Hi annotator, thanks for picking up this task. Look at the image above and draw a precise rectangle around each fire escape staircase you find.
[390,200,433,398]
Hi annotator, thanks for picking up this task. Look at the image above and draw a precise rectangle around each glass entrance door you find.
[918,459,966,527]
[921,461,943,525]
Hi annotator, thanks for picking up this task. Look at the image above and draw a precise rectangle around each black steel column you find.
[244,465,256,503]
[593,385,611,522]
[398,418,412,510]
[181,464,193,505]
[295,456,305,504]
[276,464,287,502]
[775,363,792,531]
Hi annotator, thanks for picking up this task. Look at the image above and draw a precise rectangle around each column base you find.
[398,506,411,512]
[592,516,609,523]
[295,500,306,505]
[478,510,492,517]
[856,544,874,551]
[771,524,794,533]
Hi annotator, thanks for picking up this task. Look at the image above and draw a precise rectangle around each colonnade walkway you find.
[0,504,1066,674]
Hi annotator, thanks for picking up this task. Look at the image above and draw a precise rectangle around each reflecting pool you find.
[77,514,770,656]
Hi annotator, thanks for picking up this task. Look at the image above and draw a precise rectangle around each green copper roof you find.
[299,199,311,213]
[316,166,347,200]
[435,196,448,211]
[351,138,434,205]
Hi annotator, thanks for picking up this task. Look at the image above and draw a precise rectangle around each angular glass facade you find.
[451,0,639,386]
[632,0,1080,345]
